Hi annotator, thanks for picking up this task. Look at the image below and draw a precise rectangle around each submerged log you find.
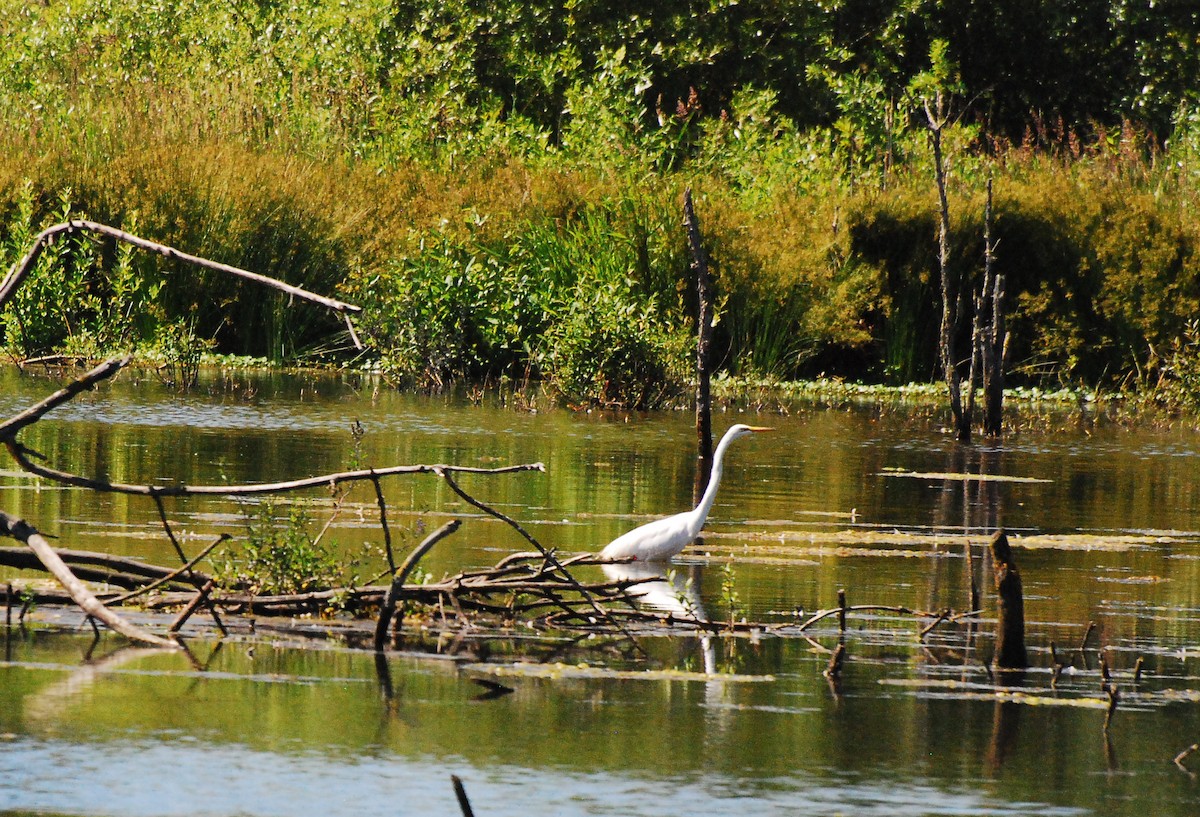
[989,530,1027,671]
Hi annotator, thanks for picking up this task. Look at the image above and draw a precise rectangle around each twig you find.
[794,603,940,633]
[169,580,216,633]
[1133,656,1145,684]
[1079,620,1096,668]
[920,608,951,639]
[151,492,193,570]
[1174,743,1200,770]
[369,474,396,571]
[837,589,847,633]
[106,534,229,605]
[374,519,461,650]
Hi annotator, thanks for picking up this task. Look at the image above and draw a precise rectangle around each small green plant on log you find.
[218,500,343,598]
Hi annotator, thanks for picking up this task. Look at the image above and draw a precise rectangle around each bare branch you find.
[6,440,544,497]
[0,220,361,317]
[0,356,131,441]
[0,511,177,648]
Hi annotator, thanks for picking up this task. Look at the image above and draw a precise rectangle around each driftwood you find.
[0,544,212,590]
[374,519,462,650]
[0,511,176,648]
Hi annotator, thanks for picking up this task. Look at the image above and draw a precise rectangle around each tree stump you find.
[989,530,1027,671]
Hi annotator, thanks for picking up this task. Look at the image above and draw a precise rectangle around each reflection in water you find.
[7,371,1200,816]
[602,561,716,675]
[21,645,165,725]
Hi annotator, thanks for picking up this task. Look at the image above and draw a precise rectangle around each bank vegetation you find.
[1,0,1199,409]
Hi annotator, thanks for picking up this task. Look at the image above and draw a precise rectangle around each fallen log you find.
[0,511,176,648]
[0,545,211,590]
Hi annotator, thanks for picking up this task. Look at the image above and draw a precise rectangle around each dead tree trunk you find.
[684,187,714,504]
[925,97,970,442]
[989,529,1027,672]
[980,179,1007,436]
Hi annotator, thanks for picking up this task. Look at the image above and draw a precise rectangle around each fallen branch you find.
[0,544,212,590]
[0,511,176,648]
[0,219,361,322]
[105,534,228,606]
[169,580,216,633]
[374,519,462,650]
[8,437,544,498]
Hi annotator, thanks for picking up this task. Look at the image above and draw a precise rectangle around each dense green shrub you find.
[1,0,1198,403]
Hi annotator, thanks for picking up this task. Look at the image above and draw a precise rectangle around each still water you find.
[3,366,1200,816]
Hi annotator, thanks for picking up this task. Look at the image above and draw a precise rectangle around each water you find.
[3,366,1200,816]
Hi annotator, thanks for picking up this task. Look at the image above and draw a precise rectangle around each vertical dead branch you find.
[374,519,461,650]
[369,474,396,572]
[824,643,846,678]
[989,530,1027,671]
[981,178,1006,436]
[925,95,969,442]
[684,188,714,503]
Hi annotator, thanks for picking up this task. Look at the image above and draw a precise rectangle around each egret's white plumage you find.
[599,423,771,562]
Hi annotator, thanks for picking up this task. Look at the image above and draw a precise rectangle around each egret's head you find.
[728,423,774,438]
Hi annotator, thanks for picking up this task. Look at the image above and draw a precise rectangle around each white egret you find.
[600,423,772,562]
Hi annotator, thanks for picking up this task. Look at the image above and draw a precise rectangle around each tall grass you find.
[0,0,1197,402]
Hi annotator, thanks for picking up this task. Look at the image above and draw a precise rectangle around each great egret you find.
[600,423,772,562]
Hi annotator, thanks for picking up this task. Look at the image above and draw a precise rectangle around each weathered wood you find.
[684,188,714,503]
[989,530,1027,670]
[0,356,131,441]
[924,95,968,442]
[981,178,1007,436]
[169,580,216,633]
[823,643,846,678]
[374,519,461,650]
[0,511,177,648]
[0,544,212,588]
[0,220,361,317]
[7,438,544,497]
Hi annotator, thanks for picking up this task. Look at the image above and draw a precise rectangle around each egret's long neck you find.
[690,431,739,534]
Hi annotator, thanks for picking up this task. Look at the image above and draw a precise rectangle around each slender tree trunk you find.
[684,188,714,503]
[927,102,969,442]
[982,178,1007,436]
